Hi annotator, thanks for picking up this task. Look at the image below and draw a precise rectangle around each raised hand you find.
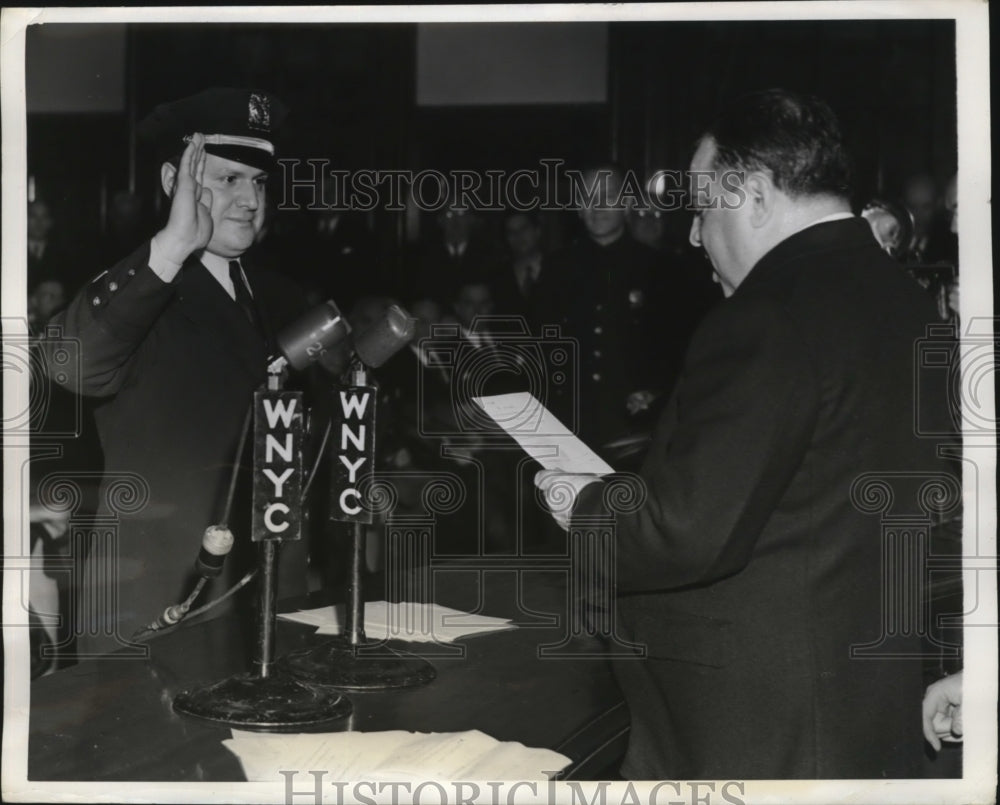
[157,133,214,264]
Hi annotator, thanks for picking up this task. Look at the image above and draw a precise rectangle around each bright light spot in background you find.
[650,172,665,199]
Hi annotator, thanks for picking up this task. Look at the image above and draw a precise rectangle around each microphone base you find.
[173,667,352,731]
[279,636,436,691]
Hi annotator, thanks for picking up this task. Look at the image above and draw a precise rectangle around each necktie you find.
[229,261,260,330]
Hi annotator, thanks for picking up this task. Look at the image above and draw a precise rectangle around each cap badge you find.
[248,92,271,132]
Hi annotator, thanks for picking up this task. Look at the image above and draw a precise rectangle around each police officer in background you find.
[538,165,680,453]
[46,89,313,654]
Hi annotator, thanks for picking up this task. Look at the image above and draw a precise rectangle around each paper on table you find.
[473,392,614,475]
[278,601,515,643]
[223,728,570,782]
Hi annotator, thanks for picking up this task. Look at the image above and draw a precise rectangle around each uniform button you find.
[108,281,118,292]
[127,268,136,276]
[592,372,601,381]
[92,296,101,306]
[596,303,604,312]
[593,349,602,358]
[593,326,603,334]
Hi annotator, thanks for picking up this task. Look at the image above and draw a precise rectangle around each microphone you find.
[194,524,235,577]
[352,304,417,368]
[138,526,236,635]
[267,300,415,375]
[269,300,352,373]
[146,603,187,632]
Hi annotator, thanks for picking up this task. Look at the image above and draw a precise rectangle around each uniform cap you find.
[137,87,288,172]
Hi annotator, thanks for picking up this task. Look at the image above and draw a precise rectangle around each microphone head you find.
[196,525,234,577]
[201,525,235,556]
[353,304,417,368]
[275,300,351,371]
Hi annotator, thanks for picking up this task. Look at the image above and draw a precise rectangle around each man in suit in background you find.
[46,88,312,654]
[488,210,546,331]
[410,199,496,307]
[537,89,955,779]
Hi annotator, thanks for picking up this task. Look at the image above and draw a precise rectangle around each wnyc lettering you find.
[330,384,376,523]
[252,390,304,541]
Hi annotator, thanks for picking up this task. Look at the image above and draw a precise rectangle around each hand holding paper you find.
[534,469,602,531]
[472,392,614,475]
[471,393,610,531]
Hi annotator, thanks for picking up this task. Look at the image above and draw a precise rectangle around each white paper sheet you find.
[472,392,615,475]
[223,728,570,782]
[278,601,516,643]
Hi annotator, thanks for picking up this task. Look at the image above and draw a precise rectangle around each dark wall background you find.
[610,20,956,247]
[25,19,956,277]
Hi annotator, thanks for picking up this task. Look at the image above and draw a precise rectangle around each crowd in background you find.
[24,165,961,676]
[27,168,961,342]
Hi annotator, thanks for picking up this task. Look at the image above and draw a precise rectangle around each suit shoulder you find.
[84,240,154,283]
[690,290,808,363]
[782,243,939,325]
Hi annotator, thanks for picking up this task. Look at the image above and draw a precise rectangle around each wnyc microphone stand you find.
[173,302,354,730]
[281,305,437,690]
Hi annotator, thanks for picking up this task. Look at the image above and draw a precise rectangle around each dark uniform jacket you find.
[573,218,957,779]
[48,240,309,653]
[538,234,664,449]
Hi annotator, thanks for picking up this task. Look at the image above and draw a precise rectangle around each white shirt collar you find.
[783,211,855,244]
[200,251,251,300]
[808,211,855,227]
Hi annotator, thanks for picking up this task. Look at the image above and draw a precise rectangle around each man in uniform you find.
[537,90,955,778]
[538,165,700,454]
[47,89,312,654]
[537,165,658,451]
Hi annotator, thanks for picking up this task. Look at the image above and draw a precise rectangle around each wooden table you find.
[28,566,628,782]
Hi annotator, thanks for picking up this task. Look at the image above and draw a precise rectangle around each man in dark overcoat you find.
[536,89,956,779]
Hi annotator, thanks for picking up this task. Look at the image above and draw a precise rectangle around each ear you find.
[160,162,178,197]
[744,171,776,227]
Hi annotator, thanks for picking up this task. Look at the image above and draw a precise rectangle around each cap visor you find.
[204,143,275,172]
